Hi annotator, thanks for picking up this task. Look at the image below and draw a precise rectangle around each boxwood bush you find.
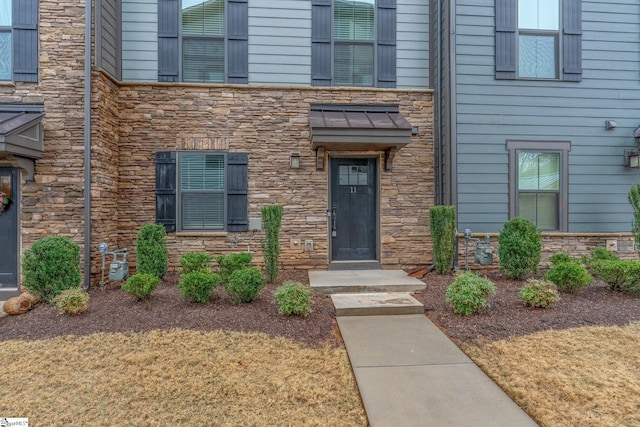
[498,217,541,279]
[445,272,496,316]
[224,266,265,304]
[180,252,213,275]
[22,236,82,302]
[216,252,253,284]
[590,259,640,293]
[122,273,160,301]
[273,281,312,317]
[179,270,221,303]
[136,224,168,279]
[544,261,592,293]
[520,279,559,308]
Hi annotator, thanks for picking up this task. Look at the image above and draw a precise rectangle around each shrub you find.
[429,206,456,274]
[216,252,253,284]
[180,252,213,275]
[520,279,559,308]
[590,259,640,293]
[549,253,572,265]
[544,261,592,293]
[52,288,89,315]
[498,217,541,279]
[136,224,168,279]
[122,273,160,300]
[273,281,312,317]
[445,272,496,316]
[261,204,284,283]
[628,183,640,253]
[22,236,82,302]
[224,266,265,304]
[178,270,221,303]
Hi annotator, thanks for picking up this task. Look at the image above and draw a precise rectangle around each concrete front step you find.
[309,270,426,295]
[331,293,424,316]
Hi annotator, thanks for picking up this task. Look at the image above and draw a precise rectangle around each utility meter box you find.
[109,260,129,281]
[474,236,494,265]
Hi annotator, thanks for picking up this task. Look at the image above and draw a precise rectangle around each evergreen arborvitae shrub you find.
[544,261,592,293]
[178,270,221,303]
[261,204,284,283]
[224,266,265,304]
[122,273,160,301]
[429,206,456,274]
[445,272,496,316]
[498,217,541,279]
[22,236,82,302]
[136,224,168,279]
[180,252,213,275]
[520,279,559,308]
[628,183,640,252]
[273,281,312,317]
[216,252,253,284]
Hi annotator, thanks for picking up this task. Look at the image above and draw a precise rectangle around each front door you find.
[330,158,377,261]
[0,168,19,297]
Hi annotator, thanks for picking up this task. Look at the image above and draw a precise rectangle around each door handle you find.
[331,205,337,238]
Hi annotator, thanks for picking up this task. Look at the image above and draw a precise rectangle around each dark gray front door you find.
[0,168,19,295]
[330,158,377,261]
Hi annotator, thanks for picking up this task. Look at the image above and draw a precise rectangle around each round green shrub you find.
[22,236,82,302]
[216,252,253,284]
[136,224,168,279]
[549,253,572,266]
[519,279,559,308]
[224,266,265,304]
[52,288,89,315]
[445,272,496,316]
[544,261,592,293]
[178,270,221,303]
[122,273,160,300]
[180,252,213,275]
[498,217,541,279]
[273,281,312,317]
[590,259,640,293]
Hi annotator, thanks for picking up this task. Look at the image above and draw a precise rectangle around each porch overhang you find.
[309,105,413,171]
[0,109,45,180]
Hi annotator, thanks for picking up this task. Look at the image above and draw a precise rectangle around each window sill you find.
[0,81,16,87]
[175,231,228,237]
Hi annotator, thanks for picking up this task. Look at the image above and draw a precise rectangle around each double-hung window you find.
[155,151,248,233]
[158,0,248,84]
[507,141,570,231]
[496,0,581,81]
[0,0,38,82]
[311,0,397,88]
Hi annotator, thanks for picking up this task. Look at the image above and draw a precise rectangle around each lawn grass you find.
[464,322,640,427]
[0,330,367,426]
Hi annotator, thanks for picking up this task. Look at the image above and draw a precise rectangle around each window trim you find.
[507,140,570,231]
[177,150,228,232]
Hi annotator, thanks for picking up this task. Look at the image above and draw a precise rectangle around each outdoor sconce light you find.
[605,120,617,130]
[626,150,640,168]
[290,152,301,169]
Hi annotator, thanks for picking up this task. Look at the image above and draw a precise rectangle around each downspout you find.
[449,0,459,269]
[82,0,92,290]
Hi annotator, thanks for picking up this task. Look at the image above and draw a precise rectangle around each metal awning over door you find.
[0,107,45,180]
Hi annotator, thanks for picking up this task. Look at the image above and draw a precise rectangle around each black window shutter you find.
[228,0,249,84]
[227,152,248,232]
[495,0,516,80]
[12,0,38,82]
[156,152,177,232]
[562,0,582,82]
[377,0,396,88]
[158,0,179,82]
[311,0,332,86]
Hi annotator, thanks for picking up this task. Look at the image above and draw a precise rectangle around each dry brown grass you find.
[0,330,367,426]
[464,322,640,427]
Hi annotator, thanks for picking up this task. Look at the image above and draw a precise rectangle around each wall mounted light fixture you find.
[290,152,301,169]
[605,120,617,130]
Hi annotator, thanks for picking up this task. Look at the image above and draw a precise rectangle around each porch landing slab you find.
[331,292,424,316]
[308,269,426,295]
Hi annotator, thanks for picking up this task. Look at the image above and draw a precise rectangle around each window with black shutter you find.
[0,0,39,82]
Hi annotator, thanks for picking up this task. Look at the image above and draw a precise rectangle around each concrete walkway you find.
[310,270,538,427]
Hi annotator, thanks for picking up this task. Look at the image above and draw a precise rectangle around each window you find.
[312,0,396,88]
[0,0,38,82]
[155,151,248,233]
[158,0,248,84]
[518,0,558,79]
[496,0,582,81]
[507,141,569,231]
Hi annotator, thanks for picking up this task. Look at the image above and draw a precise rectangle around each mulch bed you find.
[1,269,639,347]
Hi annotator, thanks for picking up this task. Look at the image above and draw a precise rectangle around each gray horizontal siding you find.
[397,0,429,88]
[454,0,640,233]
[122,0,158,82]
[96,0,120,78]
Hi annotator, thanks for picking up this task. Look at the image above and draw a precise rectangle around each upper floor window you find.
[158,0,247,84]
[518,0,559,79]
[0,0,38,82]
[312,0,397,88]
[496,0,582,82]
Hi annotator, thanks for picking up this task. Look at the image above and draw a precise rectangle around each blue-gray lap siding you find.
[96,0,121,79]
[454,0,640,233]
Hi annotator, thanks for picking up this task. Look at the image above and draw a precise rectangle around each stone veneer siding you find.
[109,77,435,271]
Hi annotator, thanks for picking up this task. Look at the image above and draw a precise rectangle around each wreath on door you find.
[0,192,11,213]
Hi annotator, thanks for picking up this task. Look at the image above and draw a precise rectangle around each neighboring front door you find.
[0,168,19,297]
[330,158,377,261]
